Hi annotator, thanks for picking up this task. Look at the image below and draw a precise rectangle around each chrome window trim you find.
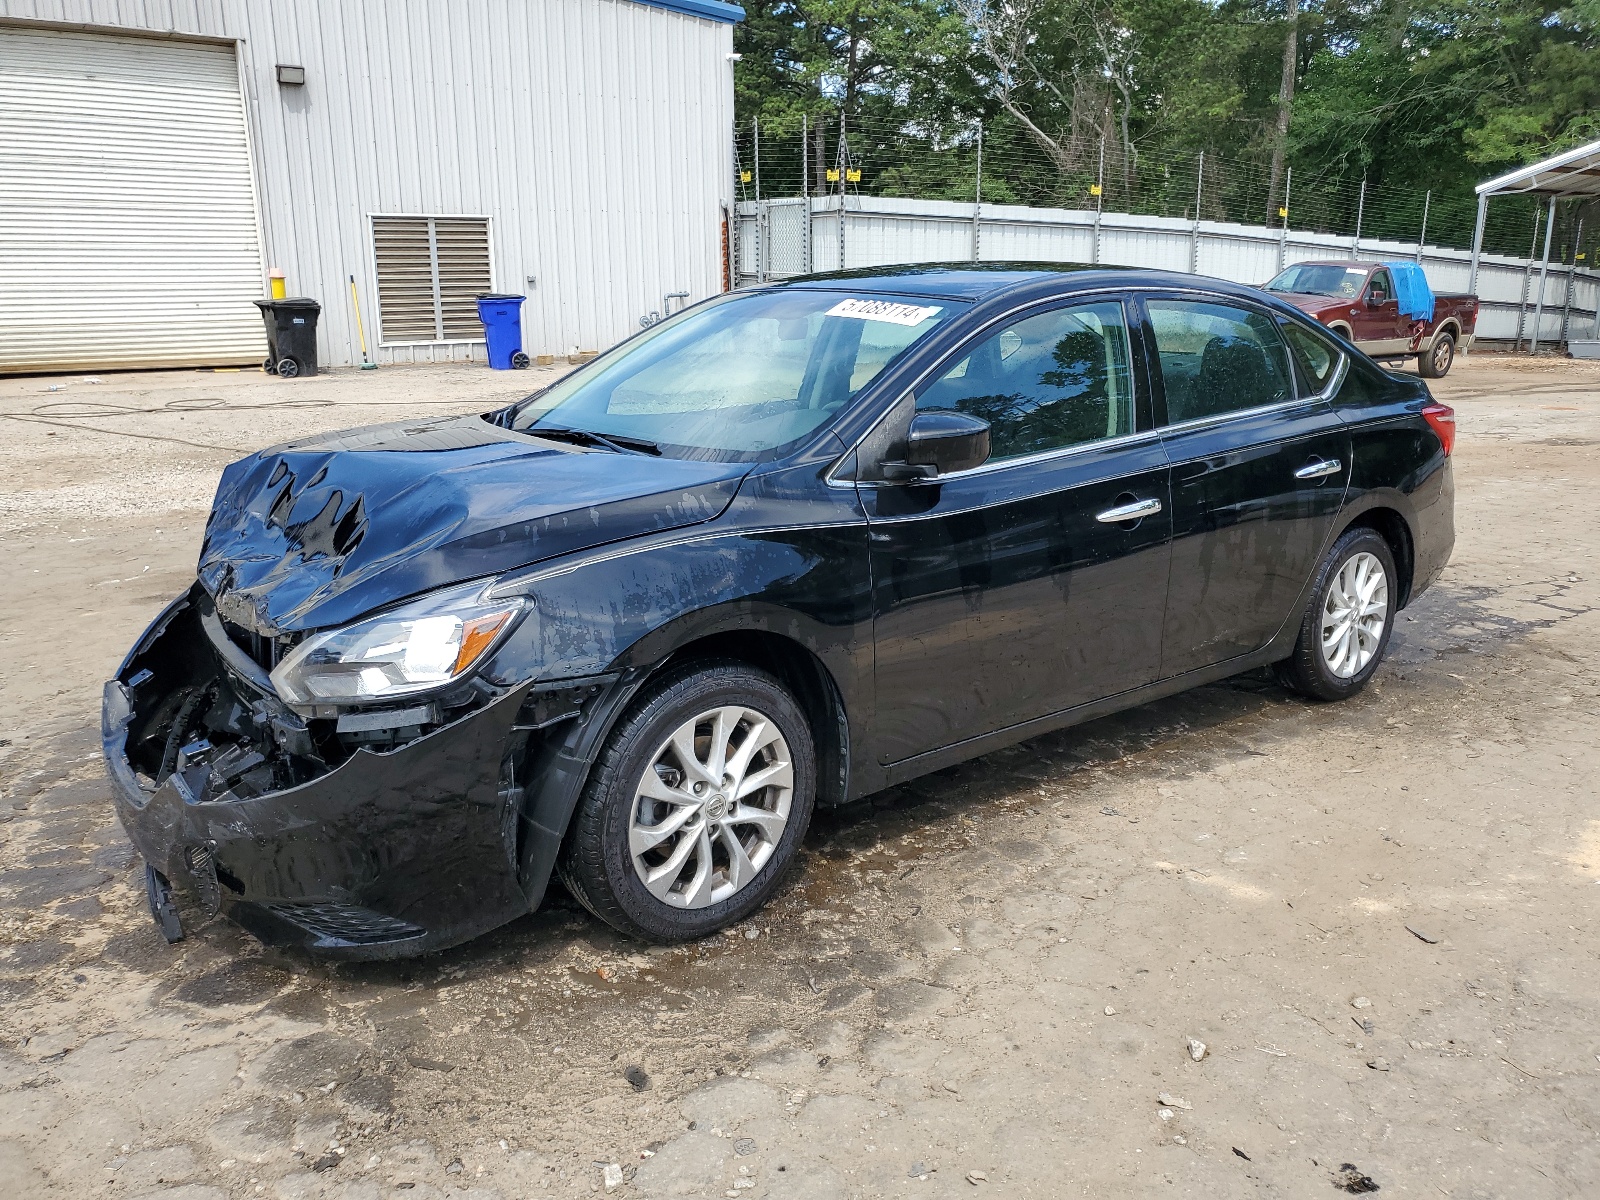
[851,426,1166,489]
[827,283,1348,489]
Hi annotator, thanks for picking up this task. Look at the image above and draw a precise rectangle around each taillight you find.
[1422,402,1456,456]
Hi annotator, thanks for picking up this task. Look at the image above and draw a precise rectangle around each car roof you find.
[762,262,1285,304]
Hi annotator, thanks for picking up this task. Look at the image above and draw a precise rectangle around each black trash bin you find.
[254,298,322,378]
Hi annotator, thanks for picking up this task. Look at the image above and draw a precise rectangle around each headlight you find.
[270,582,525,706]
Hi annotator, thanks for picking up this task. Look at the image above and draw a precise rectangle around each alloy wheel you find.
[628,705,793,909]
[1320,551,1389,678]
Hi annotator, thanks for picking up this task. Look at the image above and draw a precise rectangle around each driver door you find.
[859,297,1172,767]
[1356,268,1410,355]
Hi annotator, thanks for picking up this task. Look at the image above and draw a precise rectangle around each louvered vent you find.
[372,216,492,343]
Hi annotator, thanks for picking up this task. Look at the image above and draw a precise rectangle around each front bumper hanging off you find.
[101,591,538,960]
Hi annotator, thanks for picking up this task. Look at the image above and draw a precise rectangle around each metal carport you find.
[1469,139,1600,352]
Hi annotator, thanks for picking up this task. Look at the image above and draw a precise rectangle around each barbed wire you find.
[733,114,1596,266]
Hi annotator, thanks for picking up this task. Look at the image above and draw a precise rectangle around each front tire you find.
[558,663,816,941]
[1275,528,1397,702]
[1419,331,1455,378]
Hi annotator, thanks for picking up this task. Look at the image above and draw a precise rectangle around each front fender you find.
[482,451,876,910]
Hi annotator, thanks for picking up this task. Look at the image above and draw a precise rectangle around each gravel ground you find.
[1,353,1598,1200]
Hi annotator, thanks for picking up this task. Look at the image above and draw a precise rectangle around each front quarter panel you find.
[477,439,876,907]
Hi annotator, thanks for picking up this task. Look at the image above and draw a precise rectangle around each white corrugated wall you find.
[0,0,735,369]
[741,195,1600,346]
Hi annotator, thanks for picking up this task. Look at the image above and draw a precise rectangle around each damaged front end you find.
[102,585,542,959]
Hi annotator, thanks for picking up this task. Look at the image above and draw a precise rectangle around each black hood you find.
[198,415,747,634]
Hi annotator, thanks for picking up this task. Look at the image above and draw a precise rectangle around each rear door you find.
[861,295,1172,765]
[1144,294,1350,679]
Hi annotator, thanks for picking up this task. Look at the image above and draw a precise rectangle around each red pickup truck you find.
[1263,260,1478,378]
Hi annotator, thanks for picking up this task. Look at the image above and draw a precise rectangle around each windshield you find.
[510,289,961,461]
[1265,264,1369,298]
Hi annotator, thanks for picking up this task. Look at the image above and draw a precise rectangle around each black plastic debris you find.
[1332,1163,1380,1193]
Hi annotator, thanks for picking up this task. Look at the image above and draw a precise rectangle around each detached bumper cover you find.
[102,600,536,960]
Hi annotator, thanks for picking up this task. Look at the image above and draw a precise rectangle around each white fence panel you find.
[736,194,1598,349]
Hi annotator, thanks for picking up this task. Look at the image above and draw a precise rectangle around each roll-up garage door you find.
[0,26,266,373]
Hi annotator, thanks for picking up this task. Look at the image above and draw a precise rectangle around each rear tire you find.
[1419,331,1455,378]
[511,351,531,369]
[1275,527,1397,702]
[557,662,816,942]
[275,357,300,378]
[262,356,276,375]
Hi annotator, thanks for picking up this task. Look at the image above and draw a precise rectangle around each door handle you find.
[1095,497,1163,523]
[1294,459,1343,480]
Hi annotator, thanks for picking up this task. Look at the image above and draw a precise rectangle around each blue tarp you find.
[1383,261,1435,322]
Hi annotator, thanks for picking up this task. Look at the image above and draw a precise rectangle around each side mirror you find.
[881,411,991,482]
[1366,292,1385,307]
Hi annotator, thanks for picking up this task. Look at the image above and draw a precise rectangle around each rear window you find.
[1281,320,1342,394]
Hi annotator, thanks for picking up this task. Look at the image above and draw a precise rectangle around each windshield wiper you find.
[528,426,661,456]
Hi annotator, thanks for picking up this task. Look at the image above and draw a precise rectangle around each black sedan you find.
[104,265,1455,957]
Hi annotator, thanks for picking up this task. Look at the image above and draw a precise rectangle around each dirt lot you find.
[2,353,1598,1200]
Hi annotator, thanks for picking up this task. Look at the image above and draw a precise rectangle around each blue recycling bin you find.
[476,293,529,370]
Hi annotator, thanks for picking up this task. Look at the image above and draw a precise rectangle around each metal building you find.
[0,0,740,373]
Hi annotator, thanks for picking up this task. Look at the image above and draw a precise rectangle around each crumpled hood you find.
[198,414,747,634]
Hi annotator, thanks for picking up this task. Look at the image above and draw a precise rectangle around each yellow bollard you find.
[268,267,286,300]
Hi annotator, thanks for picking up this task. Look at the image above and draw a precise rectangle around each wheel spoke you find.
[678,826,717,907]
[727,802,787,841]
[637,770,697,806]
[734,758,793,801]
[643,823,703,900]
[668,722,715,785]
[707,708,737,782]
[724,717,773,785]
[630,804,698,857]
[720,825,757,892]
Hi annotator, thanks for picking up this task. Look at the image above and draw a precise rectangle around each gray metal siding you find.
[0,0,735,367]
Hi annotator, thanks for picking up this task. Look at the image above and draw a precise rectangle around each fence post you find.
[1189,152,1203,274]
[1092,138,1105,265]
[837,114,847,271]
[1352,178,1366,257]
[752,118,765,282]
[1530,200,1557,354]
[1415,190,1430,263]
[1560,217,1581,347]
[1468,194,1488,295]
[730,126,742,285]
[802,115,812,274]
[972,122,983,263]
[1278,167,1292,270]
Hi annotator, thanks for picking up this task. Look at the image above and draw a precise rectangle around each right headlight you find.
[270,582,525,707]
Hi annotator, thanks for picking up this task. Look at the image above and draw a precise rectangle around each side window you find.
[1368,269,1392,302]
[1281,319,1341,395]
[1147,300,1294,424]
[916,300,1135,461]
